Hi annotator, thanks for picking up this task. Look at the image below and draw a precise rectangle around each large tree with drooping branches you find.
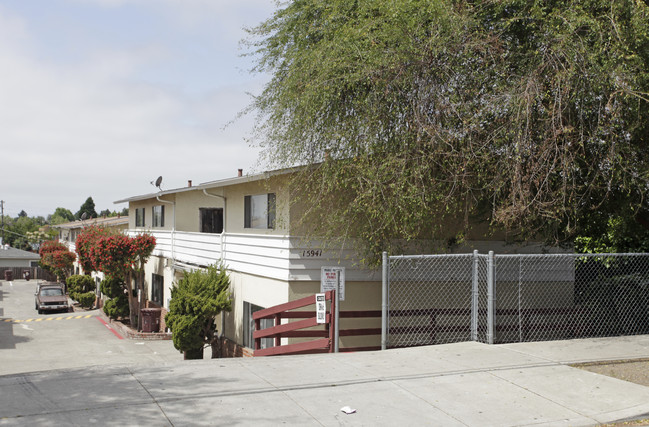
[245,0,649,262]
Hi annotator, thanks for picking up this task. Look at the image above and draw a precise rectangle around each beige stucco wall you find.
[221,178,291,235]
[223,270,291,346]
[174,190,222,232]
[128,175,291,236]
[141,254,177,311]
[130,197,176,232]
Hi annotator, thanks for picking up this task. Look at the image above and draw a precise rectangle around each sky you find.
[0,0,278,218]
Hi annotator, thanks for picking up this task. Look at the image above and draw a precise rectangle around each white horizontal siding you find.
[61,241,77,253]
[125,230,379,282]
[222,234,291,280]
[173,232,223,266]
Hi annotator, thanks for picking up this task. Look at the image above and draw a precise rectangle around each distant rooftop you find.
[114,166,301,204]
[54,215,129,230]
[0,245,40,260]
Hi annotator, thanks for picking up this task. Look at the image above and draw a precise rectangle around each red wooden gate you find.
[253,290,335,356]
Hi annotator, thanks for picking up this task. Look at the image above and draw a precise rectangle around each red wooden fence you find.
[254,296,586,356]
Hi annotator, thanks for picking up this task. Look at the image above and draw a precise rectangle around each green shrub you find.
[103,294,129,320]
[67,275,95,295]
[165,264,232,358]
[100,276,124,298]
[76,291,96,308]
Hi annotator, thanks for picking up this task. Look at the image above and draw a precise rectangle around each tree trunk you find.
[137,270,143,331]
[184,348,204,359]
[125,271,138,329]
[210,336,222,359]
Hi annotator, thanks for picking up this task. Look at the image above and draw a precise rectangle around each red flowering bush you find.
[75,226,115,273]
[131,234,156,269]
[87,232,156,325]
[91,235,136,279]
[39,240,76,281]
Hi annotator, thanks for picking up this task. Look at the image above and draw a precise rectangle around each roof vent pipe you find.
[237,169,243,177]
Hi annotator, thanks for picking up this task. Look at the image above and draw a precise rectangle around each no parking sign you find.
[320,267,345,301]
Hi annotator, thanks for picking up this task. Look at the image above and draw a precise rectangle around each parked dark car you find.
[35,283,70,314]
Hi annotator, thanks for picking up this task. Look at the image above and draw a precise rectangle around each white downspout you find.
[202,189,227,262]
[156,195,176,270]
[202,188,227,340]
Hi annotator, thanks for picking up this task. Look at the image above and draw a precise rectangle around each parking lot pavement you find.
[0,279,182,376]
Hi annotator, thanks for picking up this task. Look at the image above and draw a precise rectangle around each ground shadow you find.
[0,320,32,349]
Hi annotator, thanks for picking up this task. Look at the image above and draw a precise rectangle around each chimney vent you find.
[238,169,243,177]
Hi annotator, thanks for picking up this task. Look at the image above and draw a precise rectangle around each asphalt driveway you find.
[0,279,181,375]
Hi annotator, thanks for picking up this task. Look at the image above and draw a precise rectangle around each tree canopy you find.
[49,208,75,225]
[1,214,48,250]
[246,0,649,261]
[76,197,98,220]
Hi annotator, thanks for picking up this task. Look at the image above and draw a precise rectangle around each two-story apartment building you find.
[116,166,567,356]
[115,168,384,355]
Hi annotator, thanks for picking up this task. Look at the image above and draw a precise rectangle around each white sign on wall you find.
[315,293,326,324]
[320,267,345,301]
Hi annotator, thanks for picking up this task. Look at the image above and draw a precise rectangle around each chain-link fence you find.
[387,253,488,347]
[385,252,649,347]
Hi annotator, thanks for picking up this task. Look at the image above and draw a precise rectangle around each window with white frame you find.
[135,207,145,227]
[244,193,275,229]
[243,301,274,349]
[152,205,164,227]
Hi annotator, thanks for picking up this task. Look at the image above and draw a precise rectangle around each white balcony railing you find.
[127,230,379,282]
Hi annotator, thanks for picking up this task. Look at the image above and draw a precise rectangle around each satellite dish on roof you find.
[81,212,88,221]
[150,176,163,190]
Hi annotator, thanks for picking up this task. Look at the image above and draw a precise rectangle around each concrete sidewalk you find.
[2,336,649,426]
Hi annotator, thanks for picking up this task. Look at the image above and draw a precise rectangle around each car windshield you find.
[40,288,64,297]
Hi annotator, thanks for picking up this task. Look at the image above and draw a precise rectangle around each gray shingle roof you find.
[0,246,40,260]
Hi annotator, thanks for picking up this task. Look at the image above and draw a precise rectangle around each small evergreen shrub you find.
[67,275,95,295]
[76,291,96,308]
[103,294,129,319]
[165,264,232,358]
[100,276,124,298]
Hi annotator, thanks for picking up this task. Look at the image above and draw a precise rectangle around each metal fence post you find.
[471,250,479,341]
[381,251,388,350]
[487,250,495,345]
[334,273,340,353]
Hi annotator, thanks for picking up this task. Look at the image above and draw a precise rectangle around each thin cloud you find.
[0,1,273,217]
